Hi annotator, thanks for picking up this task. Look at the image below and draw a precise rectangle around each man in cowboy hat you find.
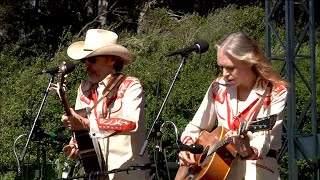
[61,29,149,179]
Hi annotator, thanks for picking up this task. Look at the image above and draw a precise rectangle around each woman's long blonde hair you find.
[216,31,290,87]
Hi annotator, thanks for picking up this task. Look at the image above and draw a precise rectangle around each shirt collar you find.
[98,73,114,88]
[81,73,116,93]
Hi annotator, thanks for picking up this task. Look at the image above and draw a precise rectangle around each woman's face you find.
[217,48,254,87]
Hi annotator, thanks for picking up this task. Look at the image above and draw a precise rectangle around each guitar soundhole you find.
[224,152,229,157]
[199,146,210,164]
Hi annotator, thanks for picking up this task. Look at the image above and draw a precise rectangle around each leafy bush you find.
[0,5,319,179]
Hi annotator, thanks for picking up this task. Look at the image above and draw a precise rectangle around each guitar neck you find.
[58,88,72,115]
[207,137,231,156]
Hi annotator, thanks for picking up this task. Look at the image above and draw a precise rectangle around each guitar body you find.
[74,130,102,173]
[192,126,235,179]
[175,126,236,180]
[175,115,277,180]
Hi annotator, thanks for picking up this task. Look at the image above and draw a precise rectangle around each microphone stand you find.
[19,75,55,179]
[139,54,190,179]
[58,164,153,180]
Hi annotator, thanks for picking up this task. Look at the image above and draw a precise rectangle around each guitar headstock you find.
[57,61,75,115]
[58,61,75,87]
[59,61,75,76]
[247,114,277,132]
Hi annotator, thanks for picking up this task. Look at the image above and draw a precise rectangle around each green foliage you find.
[0,4,319,179]
[126,5,268,149]
[279,153,319,180]
[122,5,275,165]
[0,171,16,180]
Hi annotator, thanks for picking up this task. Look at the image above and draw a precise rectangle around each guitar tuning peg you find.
[49,83,58,91]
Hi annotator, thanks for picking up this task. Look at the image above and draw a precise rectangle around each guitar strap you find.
[87,73,126,113]
[235,82,271,131]
[246,82,271,129]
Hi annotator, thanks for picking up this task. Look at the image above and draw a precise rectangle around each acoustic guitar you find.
[175,115,277,180]
[55,61,102,173]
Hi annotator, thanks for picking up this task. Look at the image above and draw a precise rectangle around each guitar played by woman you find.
[177,32,289,180]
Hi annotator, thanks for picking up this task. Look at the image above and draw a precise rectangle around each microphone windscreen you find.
[195,39,209,53]
[190,144,204,154]
[60,61,76,74]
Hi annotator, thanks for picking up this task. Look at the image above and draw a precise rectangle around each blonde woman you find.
[177,32,289,180]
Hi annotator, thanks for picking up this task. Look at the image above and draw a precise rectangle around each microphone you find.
[166,39,209,57]
[130,162,180,171]
[35,60,75,75]
[172,143,204,154]
[44,131,69,143]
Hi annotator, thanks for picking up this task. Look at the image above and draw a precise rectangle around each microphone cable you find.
[151,55,166,123]
[151,55,167,180]
[149,55,169,180]
[14,68,37,177]
[161,121,180,180]
[13,133,27,177]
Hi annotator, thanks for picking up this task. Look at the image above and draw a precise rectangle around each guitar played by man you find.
[177,32,289,180]
[60,29,149,180]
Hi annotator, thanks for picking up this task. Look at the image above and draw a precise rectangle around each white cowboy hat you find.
[67,29,133,64]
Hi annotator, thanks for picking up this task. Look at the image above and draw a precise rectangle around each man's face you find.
[81,56,116,83]
[217,48,252,87]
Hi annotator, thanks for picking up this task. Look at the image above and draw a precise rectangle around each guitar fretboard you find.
[206,137,232,156]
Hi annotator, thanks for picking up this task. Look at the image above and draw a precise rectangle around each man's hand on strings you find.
[62,139,79,160]
[61,108,90,130]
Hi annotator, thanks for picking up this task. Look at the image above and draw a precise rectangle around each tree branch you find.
[77,11,108,37]
[137,0,157,34]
